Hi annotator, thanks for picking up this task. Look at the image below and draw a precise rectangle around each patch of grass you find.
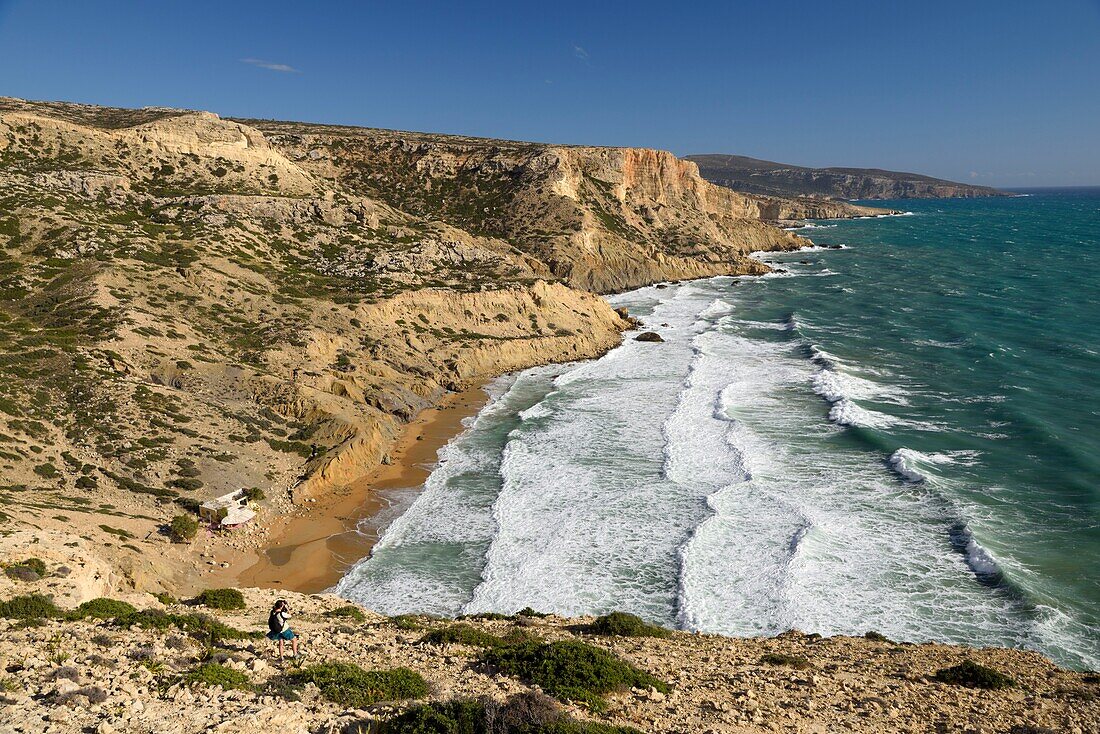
[588,612,670,638]
[0,593,60,619]
[934,660,1016,690]
[759,652,812,669]
[196,588,245,610]
[72,597,136,620]
[186,662,253,691]
[284,663,428,708]
[481,639,668,711]
[325,605,367,622]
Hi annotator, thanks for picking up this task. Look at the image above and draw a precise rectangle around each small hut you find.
[199,489,256,528]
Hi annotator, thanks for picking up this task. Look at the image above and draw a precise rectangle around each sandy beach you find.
[231,383,490,593]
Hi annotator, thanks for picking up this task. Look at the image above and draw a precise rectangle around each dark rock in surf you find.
[635,332,664,343]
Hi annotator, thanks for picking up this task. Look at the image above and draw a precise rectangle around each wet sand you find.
[233,383,489,593]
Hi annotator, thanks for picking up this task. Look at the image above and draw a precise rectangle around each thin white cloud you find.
[573,45,589,61]
[241,57,300,73]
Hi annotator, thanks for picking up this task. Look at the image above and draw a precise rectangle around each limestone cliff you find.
[236,119,891,292]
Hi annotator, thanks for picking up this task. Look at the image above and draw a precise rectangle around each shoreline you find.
[228,255,801,596]
[228,382,491,594]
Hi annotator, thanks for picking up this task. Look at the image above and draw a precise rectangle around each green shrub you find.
[391,614,425,631]
[33,462,59,478]
[0,594,59,619]
[375,699,485,734]
[864,630,891,642]
[196,588,245,610]
[285,663,428,707]
[168,514,198,542]
[481,639,668,710]
[934,660,1016,690]
[588,612,669,638]
[759,652,812,669]
[73,598,136,619]
[375,692,644,734]
[186,662,252,691]
[19,558,47,576]
[4,565,40,582]
[517,607,551,619]
[112,610,260,643]
[154,592,177,605]
[243,486,265,502]
[325,605,367,622]
[168,478,204,491]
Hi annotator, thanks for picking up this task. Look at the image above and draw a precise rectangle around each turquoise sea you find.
[339,188,1099,669]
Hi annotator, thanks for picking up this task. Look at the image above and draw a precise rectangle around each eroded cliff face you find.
[242,120,890,292]
[0,97,884,588]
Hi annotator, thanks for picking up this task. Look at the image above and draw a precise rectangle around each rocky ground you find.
[0,587,1095,734]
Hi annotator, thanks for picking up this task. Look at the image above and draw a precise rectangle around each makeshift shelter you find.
[199,489,255,528]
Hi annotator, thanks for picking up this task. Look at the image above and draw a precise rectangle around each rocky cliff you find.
[687,154,1008,200]
[0,97,894,591]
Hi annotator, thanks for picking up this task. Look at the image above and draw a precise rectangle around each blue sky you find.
[1,0,1098,186]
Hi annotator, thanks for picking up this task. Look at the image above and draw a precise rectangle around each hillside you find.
[0,97,893,594]
[686,154,1007,200]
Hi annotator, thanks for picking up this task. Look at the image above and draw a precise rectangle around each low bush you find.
[186,662,253,691]
[196,588,245,610]
[588,612,670,639]
[168,477,204,491]
[517,607,551,619]
[154,592,177,605]
[285,663,428,708]
[169,514,198,542]
[3,565,39,582]
[374,692,644,734]
[18,558,47,576]
[243,486,265,502]
[111,609,260,643]
[54,686,108,706]
[481,639,668,711]
[934,660,1016,690]
[325,605,367,622]
[863,631,891,642]
[73,598,136,620]
[759,652,812,669]
[390,614,425,631]
[0,594,60,619]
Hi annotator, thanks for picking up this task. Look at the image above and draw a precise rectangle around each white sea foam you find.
[829,399,900,428]
[338,275,1088,667]
[887,448,979,483]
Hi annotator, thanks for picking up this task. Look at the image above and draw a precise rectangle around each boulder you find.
[635,332,664,343]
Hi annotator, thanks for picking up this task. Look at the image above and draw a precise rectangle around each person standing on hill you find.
[267,599,300,659]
